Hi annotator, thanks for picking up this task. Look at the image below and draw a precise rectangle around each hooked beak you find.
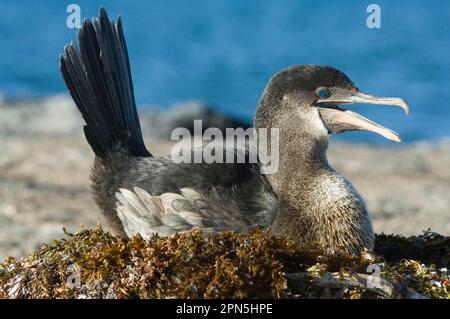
[316,91,409,142]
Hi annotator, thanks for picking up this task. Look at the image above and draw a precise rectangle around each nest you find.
[0,226,448,299]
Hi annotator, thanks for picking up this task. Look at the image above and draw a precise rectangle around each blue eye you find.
[316,87,330,98]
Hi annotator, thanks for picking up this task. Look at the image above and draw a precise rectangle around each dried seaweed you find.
[0,226,448,299]
[375,231,450,267]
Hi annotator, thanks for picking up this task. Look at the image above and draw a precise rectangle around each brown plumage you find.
[60,8,408,255]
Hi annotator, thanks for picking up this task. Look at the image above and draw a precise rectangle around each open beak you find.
[317,91,409,142]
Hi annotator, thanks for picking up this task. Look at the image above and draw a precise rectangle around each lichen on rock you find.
[0,226,448,299]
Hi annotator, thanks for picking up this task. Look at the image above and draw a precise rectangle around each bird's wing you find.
[204,182,277,229]
[115,186,268,238]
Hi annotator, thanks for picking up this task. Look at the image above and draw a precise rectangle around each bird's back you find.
[91,147,277,238]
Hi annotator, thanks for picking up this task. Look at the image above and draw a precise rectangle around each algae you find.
[0,226,448,299]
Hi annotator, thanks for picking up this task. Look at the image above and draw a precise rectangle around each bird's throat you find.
[264,130,331,195]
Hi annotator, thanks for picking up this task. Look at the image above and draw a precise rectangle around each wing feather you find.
[115,185,274,238]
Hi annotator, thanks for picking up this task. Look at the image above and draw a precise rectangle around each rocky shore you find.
[0,95,449,260]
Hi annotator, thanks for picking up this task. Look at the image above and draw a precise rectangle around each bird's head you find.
[255,64,409,144]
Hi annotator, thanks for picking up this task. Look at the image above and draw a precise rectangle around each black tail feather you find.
[60,7,151,157]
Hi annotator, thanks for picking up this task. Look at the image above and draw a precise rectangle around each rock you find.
[139,101,251,138]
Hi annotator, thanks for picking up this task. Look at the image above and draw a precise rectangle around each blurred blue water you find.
[0,0,449,143]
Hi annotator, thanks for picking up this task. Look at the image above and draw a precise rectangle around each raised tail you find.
[60,7,151,158]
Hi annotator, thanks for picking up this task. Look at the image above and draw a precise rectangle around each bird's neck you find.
[267,133,372,254]
[282,131,330,172]
[263,128,332,194]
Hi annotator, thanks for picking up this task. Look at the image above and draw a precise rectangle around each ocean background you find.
[0,0,449,143]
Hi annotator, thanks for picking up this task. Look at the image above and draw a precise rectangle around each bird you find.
[60,8,409,255]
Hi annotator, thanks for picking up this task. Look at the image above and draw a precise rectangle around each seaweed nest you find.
[0,226,448,299]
